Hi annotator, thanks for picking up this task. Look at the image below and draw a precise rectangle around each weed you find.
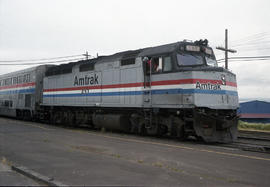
[153,162,163,168]
[238,121,270,131]
[137,159,144,164]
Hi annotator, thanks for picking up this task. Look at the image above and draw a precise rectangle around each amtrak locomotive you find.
[0,40,239,143]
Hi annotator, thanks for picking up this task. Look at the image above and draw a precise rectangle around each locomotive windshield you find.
[177,51,218,67]
[205,56,218,67]
[177,53,204,66]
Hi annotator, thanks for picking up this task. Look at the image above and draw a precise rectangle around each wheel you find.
[138,122,147,136]
[177,125,186,140]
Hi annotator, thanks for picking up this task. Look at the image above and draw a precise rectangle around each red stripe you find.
[151,79,237,87]
[151,79,220,86]
[226,82,237,87]
[0,82,36,90]
[44,79,237,92]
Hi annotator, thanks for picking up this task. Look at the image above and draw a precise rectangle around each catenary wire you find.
[0,54,85,63]
[217,58,270,63]
[217,55,270,62]
[231,35,270,46]
[0,58,85,65]
[230,32,270,45]
[232,40,270,48]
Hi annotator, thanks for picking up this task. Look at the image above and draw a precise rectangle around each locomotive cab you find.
[142,40,219,78]
[141,40,238,143]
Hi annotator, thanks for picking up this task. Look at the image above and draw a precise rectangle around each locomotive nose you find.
[190,70,238,143]
[193,71,238,110]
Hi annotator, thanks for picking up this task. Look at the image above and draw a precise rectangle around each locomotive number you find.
[81,89,90,94]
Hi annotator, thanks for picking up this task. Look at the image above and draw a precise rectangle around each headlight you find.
[186,45,200,52]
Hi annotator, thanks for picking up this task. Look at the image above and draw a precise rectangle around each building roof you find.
[238,100,270,119]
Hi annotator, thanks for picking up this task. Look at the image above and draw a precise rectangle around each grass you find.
[238,120,270,131]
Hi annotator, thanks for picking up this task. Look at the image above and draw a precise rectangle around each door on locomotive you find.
[142,57,152,106]
[143,55,174,106]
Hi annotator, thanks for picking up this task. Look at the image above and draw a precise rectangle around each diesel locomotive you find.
[0,40,239,143]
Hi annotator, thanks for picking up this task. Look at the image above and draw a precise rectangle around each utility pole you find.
[83,51,90,60]
[216,29,237,69]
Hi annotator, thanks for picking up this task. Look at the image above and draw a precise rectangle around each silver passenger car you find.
[0,65,51,119]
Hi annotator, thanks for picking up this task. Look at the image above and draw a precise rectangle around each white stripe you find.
[0,86,35,92]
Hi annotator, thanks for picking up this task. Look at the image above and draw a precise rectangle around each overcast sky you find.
[0,0,270,101]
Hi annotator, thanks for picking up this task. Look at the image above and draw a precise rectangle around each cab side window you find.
[149,56,172,74]
[151,57,162,73]
[163,56,172,72]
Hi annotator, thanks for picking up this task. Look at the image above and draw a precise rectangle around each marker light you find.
[186,45,200,52]
[204,48,212,55]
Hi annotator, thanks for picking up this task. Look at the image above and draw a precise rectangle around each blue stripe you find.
[43,88,238,98]
[0,88,35,95]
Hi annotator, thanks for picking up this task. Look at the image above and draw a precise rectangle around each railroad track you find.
[222,130,270,154]
[231,141,270,154]
[238,130,270,142]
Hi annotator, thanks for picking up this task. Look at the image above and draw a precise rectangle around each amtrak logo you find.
[74,74,99,86]
[196,82,221,90]
[221,74,226,85]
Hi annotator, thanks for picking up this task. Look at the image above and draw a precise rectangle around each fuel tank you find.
[92,114,131,132]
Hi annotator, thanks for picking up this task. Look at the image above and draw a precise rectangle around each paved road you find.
[0,117,270,186]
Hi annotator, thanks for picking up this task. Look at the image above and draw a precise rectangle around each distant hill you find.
[239,98,270,103]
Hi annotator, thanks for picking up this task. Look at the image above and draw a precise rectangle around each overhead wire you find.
[230,32,270,45]
[217,55,270,61]
[217,55,270,64]
[234,48,270,53]
[0,54,84,63]
[232,40,270,48]
[2,32,270,66]
[216,32,270,63]
[217,58,270,64]
[230,32,268,42]
[0,57,85,65]
[229,33,270,55]
[231,35,270,46]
